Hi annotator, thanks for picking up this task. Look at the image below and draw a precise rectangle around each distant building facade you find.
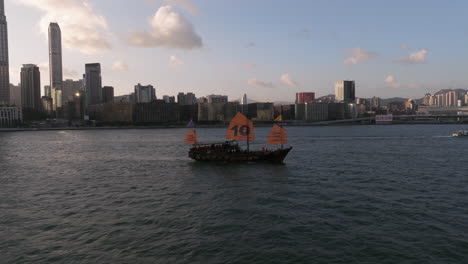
[335,80,355,102]
[0,0,10,105]
[134,100,180,124]
[198,102,239,122]
[162,95,175,103]
[0,106,22,128]
[20,64,42,111]
[9,83,20,107]
[49,22,63,110]
[177,92,196,105]
[102,86,114,103]
[62,79,83,104]
[134,83,156,103]
[208,94,228,103]
[296,92,315,104]
[85,63,102,106]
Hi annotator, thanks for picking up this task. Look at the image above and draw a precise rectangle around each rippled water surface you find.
[1,125,468,263]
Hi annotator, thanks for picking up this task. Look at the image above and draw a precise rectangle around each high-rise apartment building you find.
[85,63,102,106]
[0,0,9,105]
[295,92,315,104]
[207,94,228,103]
[49,22,63,110]
[177,92,196,105]
[134,83,155,103]
[102,86,114,103]
[20,64,42,111]
[335,81,355,102]
[446,91,458,107]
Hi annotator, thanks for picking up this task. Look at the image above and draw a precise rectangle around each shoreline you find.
[1,121,467,133]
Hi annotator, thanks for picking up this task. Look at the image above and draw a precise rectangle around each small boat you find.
[185,112,292,163]
[452,130,468,137]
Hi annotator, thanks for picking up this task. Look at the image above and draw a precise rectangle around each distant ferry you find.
[185,113,292,163]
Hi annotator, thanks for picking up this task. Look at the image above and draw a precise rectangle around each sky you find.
[5,0,468,101]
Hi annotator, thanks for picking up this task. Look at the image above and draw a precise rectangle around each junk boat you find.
[452,130,468,137]
[185,112,292,163]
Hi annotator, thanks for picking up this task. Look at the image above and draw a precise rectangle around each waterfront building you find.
[85,63,102,106]
[335,81,355,103]
[305,102,329,121]
[371,96,381,109]
[20,64,42,111]
[62,79,83,104]
[102,86,114,103]
[9,83,20,107]
[294,104,306,120]
[49,23,63,110]
[134,83,156,103]
[274,104,295,120]
[447,91,458,107]
[89,102,133,123]
[328,103,347,120]
[295,92,315,104]
[114,93,134,104]
[465,94,468,105]
[0,106,22,128]
[247,102,274,121]
[198,102,239,122]
[0,0,10,105]
[208,94,228,103]
[134,100,180,124]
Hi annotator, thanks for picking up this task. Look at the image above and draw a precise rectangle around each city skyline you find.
[4,0,468,101]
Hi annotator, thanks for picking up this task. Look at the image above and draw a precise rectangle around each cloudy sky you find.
[6,0,468,101]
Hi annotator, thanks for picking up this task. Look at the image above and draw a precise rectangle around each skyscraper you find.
[335,80,356,102]
[20,64,42,111]
[49,22,63,110]
[0,0,10,105]
[134,83,156,103]
[85,63,102,106]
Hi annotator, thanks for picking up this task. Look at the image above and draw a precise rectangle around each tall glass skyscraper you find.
[49,22,63,110]
[0,0,10,105]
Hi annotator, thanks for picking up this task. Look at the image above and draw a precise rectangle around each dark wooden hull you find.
[189,147,292,163]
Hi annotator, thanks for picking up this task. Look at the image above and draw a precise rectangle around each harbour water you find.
[1,125,468,263]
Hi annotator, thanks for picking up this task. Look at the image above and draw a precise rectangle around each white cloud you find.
[280,73,299,88]
[127,5,202,49]
[18,0,112,54]
[144,0,198,14]
[169,55,184,67]
[112,61,129,72]
[343,48,377,65]
[384,75,401,88]
[247,78,275,88]
[396,49,429,64]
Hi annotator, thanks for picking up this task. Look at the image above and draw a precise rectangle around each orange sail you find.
[226,112,255,141]
[267,124,288,145]
[185,130,198,144]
